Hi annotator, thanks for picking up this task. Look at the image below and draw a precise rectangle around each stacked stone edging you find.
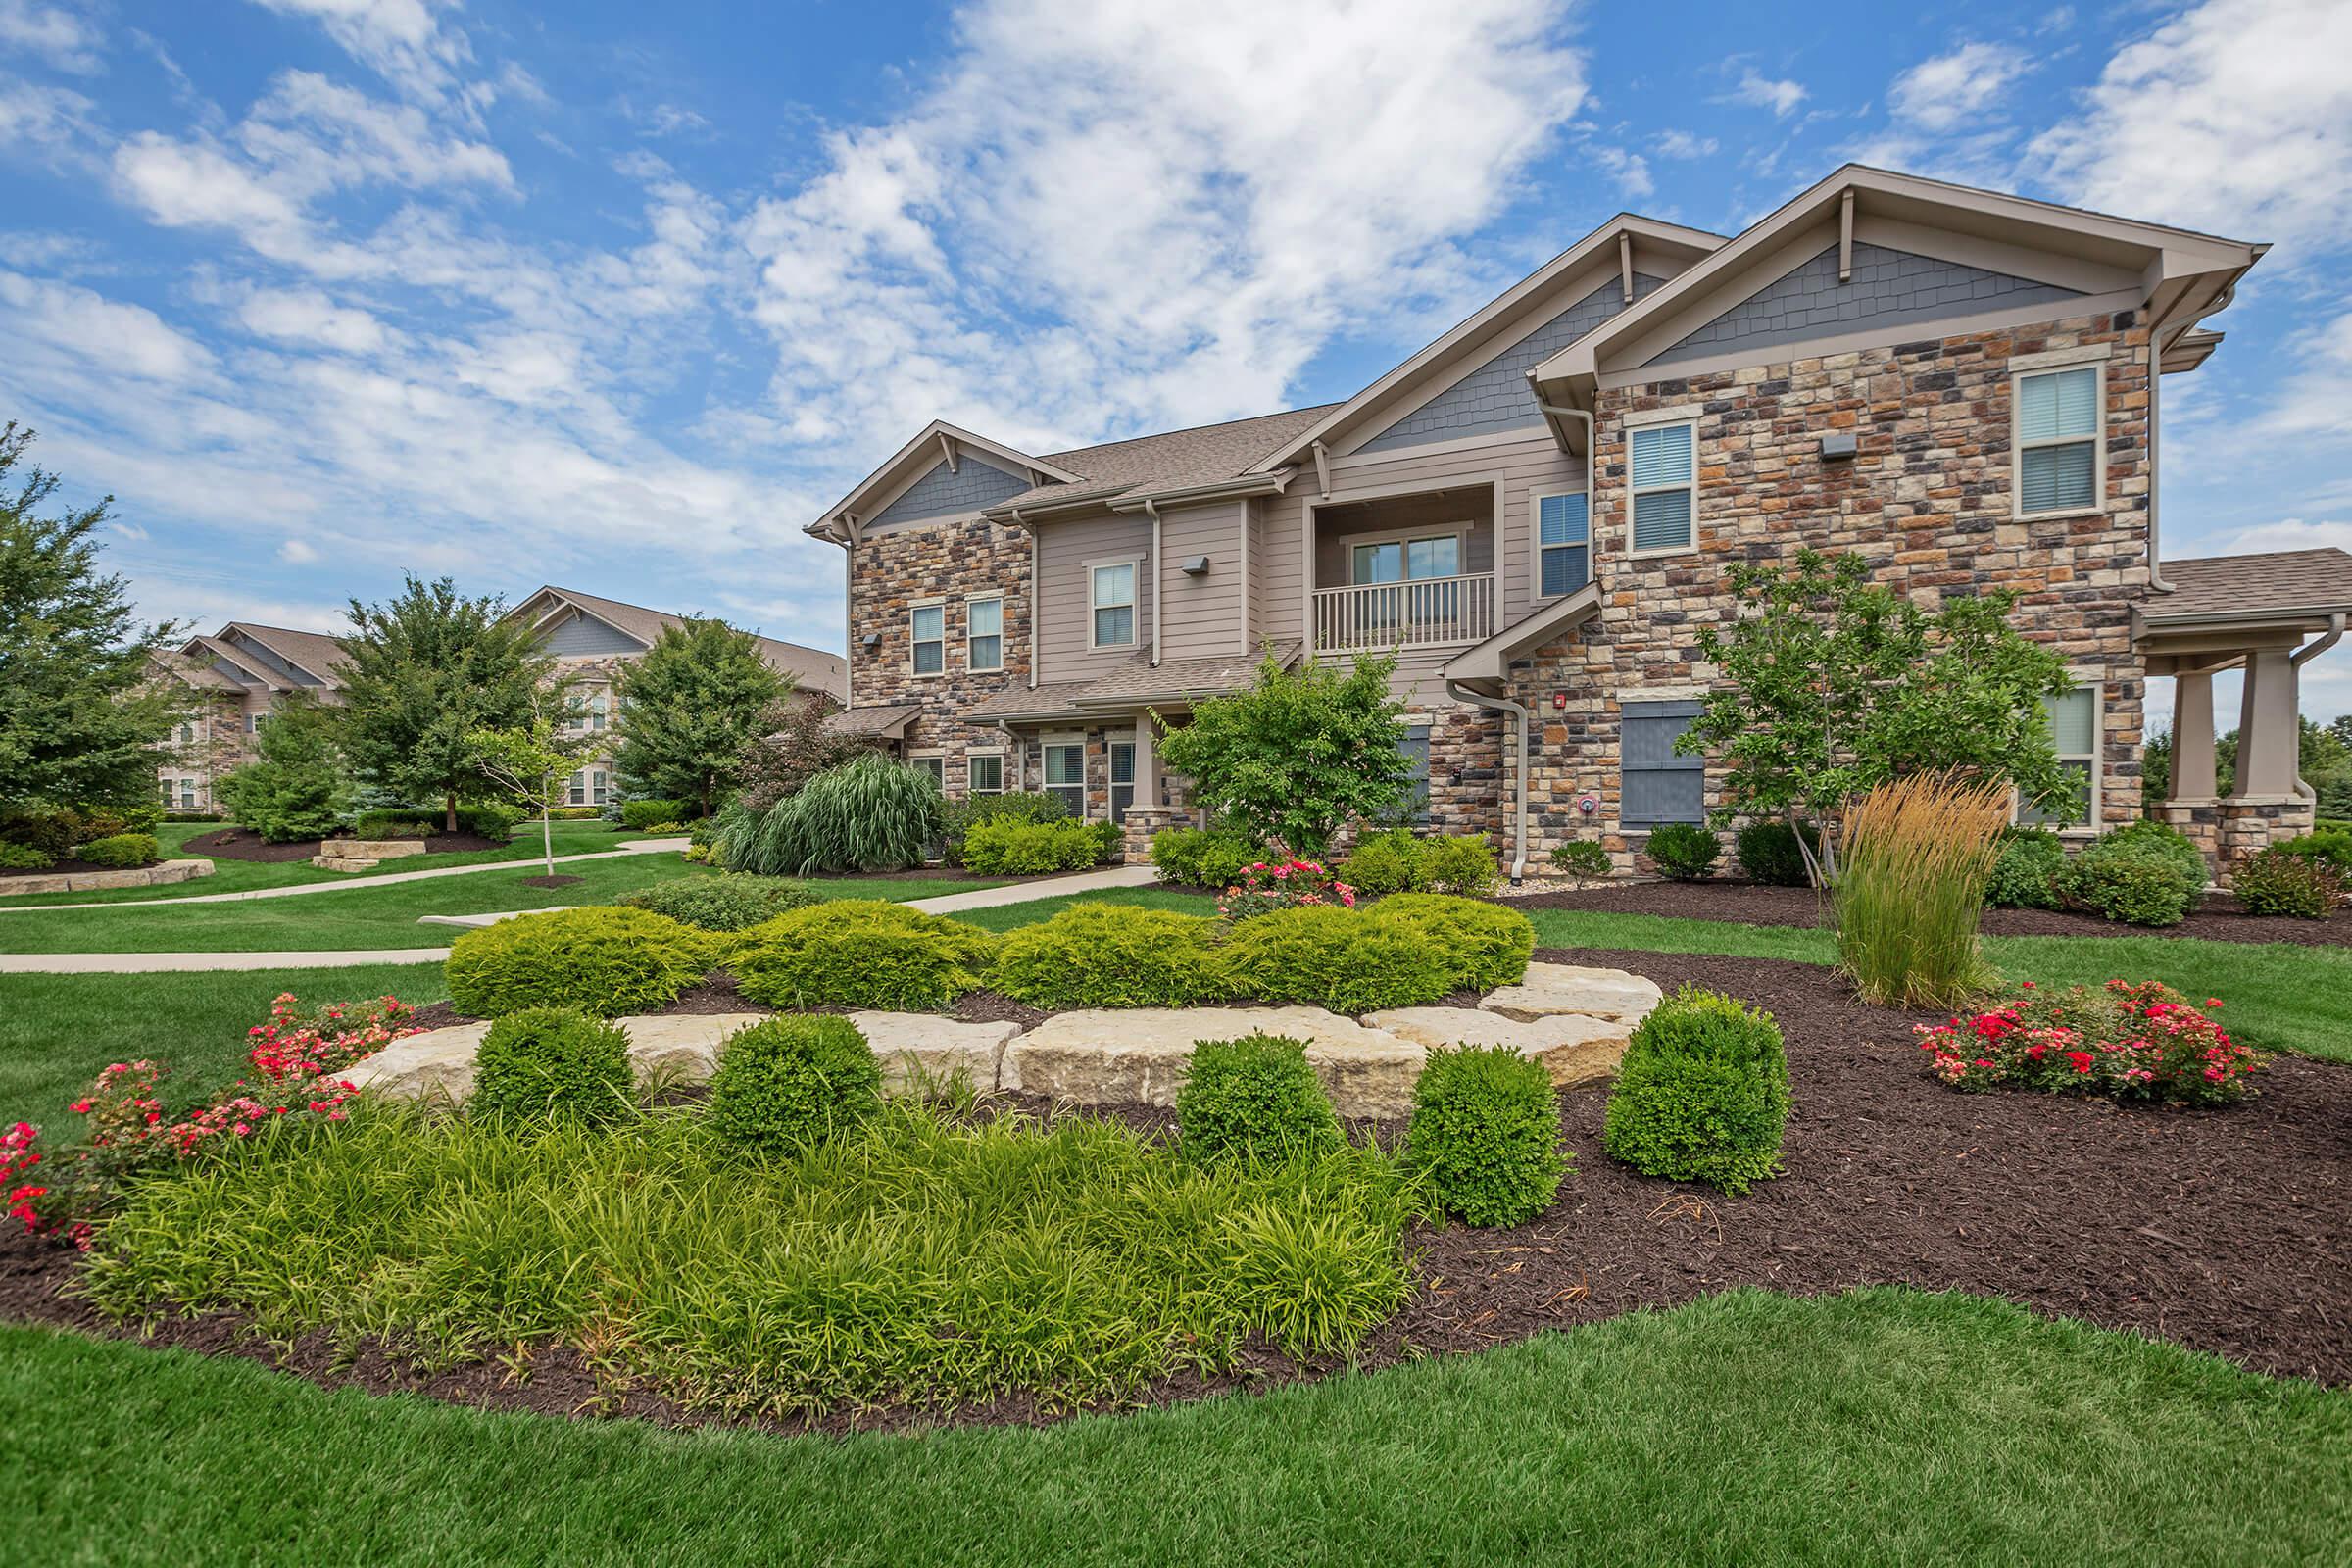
[0,858,214,898]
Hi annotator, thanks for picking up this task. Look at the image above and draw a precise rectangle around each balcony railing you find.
[1312,572,1494,653]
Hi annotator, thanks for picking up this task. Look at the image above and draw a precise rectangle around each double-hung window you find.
[967,596,1004,672]
[2016,365,2100,516]
[2020,686,2099,828]
[909,754,946,790]
[1091,564,1135,649]
[1629,422,1696,554]
[1044,741,1087,817]
[968,753,1004,796]
[909,603,946,675]
[1537,492,1590,596]
[1109,742,1136,823]
[587,693,608,733]
[566,770,587,806]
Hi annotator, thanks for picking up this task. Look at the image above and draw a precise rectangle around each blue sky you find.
[3,0,2349,719]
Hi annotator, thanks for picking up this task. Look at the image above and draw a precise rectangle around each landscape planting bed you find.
[184,826,511,863]
[1511,880,2352,947]
[3,947,2340,1434]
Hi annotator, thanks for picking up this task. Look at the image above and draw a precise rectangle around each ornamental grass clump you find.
[444,906,712,1019]
[1602,988,1790,1196]
[991,904,1226,1009]
[721,753,943,875]
[729,901,998,1010]
[1175,1035,1343,1164]
[1403,1046,1565,1226]
[1834,772,2009,1008]
[706,1015,881,1155]
[469,1007,636,1130]
[1217,906,1449,1013]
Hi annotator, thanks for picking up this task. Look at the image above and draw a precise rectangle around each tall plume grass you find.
[1834,772,2010,1008]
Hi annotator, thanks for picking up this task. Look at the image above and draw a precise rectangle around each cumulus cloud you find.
[1887,43,2031,134]
[1724,68,1807,118]
[1652,129,1717,160]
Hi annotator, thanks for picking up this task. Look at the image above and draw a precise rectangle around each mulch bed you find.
[0,857,156,880]
[1511,878,2352,948]
[183,827,509,863]
[6,947,2343,1435]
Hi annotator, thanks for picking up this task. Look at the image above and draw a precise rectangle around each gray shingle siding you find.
[541,610,646,657]
[872,453,1033,526]
[1645,243,2081,368]
[221,632,319,686]
[1357,274,1666,455]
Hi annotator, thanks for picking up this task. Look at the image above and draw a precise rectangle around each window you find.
[2016,365,2100,516]
[909,755,946,794]
[176,722,197,746]
[161,779,173,809]
[1628,422,1696,554]
[968,753,1004,795]
[587,693,608,733]
[1537,492,1590,597]
[967,596,1004,673]
[161,778,198,809]
[248,713,263,734]
[1621,699,1705,827]
[566,770,587,806]
[1109,741,1136,823]
[910,604,946,675]
[590,770,610,807]
[1397,726,1433,825]
[2021,686,2099,827]
[1044,741,1086,817]
[1349,534,1460,584]
[1091,564,1135,649]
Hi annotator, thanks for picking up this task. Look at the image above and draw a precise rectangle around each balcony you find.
[1311,572,1494,654]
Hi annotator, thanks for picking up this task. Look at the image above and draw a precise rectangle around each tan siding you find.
[1156,500,1247,662]
[1037,513,1153,683]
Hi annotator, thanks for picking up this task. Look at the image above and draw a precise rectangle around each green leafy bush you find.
[1370,894,1534,992]
[352,804,517,841]
[75,832,157,869]
[1734,820,1818,887]
[469,1007,635,1128]
[943,790,1068,864]
[1218,906,1449,1013]
[721,753,942,875]
[546,806,603,820]
[622,798,694,831]
[991,903,1226,1008]
[2,807,157,858]
[1404,1046,1565,1226]
[2055,826,2208,928]
[706,1014,882,1155]
[1176,1034,1342,1164]
[0,840,55,870]
[1602,988,1790,1195]
[959,817,1102,875]
[1550,840,1611,879]
[730,901,998,1010]
[2230,846,2344,919]
[445,906,712,1018]
[1643,823,1720,881]
[2275,829,2352,874]
[1149,825,1257,888]
[1984,827,2066,909]
[616,873,822,931]
[1338,830,1500,897]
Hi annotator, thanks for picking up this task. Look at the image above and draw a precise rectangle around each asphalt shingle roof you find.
[526,586,847,699]
[990,405,1340,512]
[2147,550,2352,621]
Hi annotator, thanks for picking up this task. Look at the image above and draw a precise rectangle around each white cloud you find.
[1592,146,1653,198]
[1725,68,1807,118]
[2206,517,2352,556]
[238,287,394,354]
[0,0,103,74]
[1653,129,1717,160]
[247,0,473,106]
[0,270,214,381]
[1886,43,2030,134]
[2029,0,2352,245]
[644,103,710,137]
[0,78,94,152]
[278,536,322,564]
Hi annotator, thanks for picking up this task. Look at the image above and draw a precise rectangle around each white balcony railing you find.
[1312,572,1494,653]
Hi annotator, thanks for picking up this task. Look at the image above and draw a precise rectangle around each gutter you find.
[1103,470,1296,512]
[840,512,861,709]
[1446,679,1531,885]
[1144,497,1162,668]
[2289,613,2347,806]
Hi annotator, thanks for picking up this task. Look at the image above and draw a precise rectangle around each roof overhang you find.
[818,702,923,740]
[807,421,1085,545]
[1441,582,1602,686]
[222,623,341,686]
[181,633,279,690]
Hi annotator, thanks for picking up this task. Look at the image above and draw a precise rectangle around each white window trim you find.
[2012,358,2107,522]
[966,748,1007,795]
[964,593,1005,673]
[1527,485,1591,600]
[2015,672,2103,836]
[1623,417,1699,561]
[907,596,948,678]
[1085,558,1141,651]
[1042,731,1090,818]
[907,747,949,791]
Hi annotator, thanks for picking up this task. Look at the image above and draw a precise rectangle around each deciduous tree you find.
[612,618,789,816]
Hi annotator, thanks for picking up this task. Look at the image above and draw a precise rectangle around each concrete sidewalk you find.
[906,863,1158,912]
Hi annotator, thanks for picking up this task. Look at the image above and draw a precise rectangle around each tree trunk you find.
[444,791,458,834]
[541,772,556,877]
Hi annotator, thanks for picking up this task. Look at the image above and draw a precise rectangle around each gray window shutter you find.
[1621,700,1704,827]
[1398,725,1433,825]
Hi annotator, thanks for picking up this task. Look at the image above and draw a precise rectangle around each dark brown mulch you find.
[0,857,156,880]
[183,826,508,862]
[1511,878,2352,947]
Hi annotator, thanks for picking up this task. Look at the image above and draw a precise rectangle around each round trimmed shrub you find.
[706,1014,881,1155]
[1984,827,2065,909]
[1550,840,1610,880]
[1602,988,1790,1195]
[1404,1046,1565,1226]
[729,900,998,1010]
[2231,846,2344,918]
[1149,826,1256,888]
[991,903,1226,1008]
[959,817,1102,876]
[469,1006,635,1128]
[1733,820,1817,887]
[1643,823,1721,881]
[2055,829,2206,928]
[1217,906,1449,1013]
[1421,835,1500,896]
[445,906,712,1019]
[1370,894,1534,992]
[1175,1034,1342,1164]
[76,831,159,869]
[1337,829,1420,897]
[617,873,821,932]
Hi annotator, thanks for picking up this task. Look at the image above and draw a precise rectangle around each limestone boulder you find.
[1004,1006,1424,1119]
[1482,963,1662,1025]
[340,1022,492,1102]
[850,1010,1021,1093]
[1363,1006,1632,1088]
[621,1012,769,1085]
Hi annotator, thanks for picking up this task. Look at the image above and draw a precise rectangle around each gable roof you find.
[984,406,1339,516]
[222,622,348,687]
[808,420,1086,542]
[2142,550,2352,628]
[513,585,847,699]
[150,648,246,693]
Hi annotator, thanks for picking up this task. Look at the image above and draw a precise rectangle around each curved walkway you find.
[0,838,690,914]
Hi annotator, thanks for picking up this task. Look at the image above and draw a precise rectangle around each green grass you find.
[956,885,1222,932]
[4,1288,2343,1565]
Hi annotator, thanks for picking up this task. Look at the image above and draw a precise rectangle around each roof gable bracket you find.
[1311,440,1332,500]
[938,433,958,473]
[1619,231,1634,305]
[1838,190,1854,282]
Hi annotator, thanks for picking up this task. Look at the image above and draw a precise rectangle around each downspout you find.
[1144,497,1162,667]
[1446,679,1531,885]
[2289,613,2347,806]
[1011,504,1037,692]
[840,513,862,709]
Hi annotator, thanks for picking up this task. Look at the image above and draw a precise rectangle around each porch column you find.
[1134,713,1160,808]
[2231,648,2300,797]
[2170,671,2218,803]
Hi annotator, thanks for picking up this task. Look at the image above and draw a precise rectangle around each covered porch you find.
[1306,484,1499,654]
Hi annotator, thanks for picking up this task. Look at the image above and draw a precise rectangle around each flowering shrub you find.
[1216,857,1356,920]
[1915,980,2259,1106]
[4,1120,49,1236]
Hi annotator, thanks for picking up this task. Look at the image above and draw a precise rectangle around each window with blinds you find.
[909,603,945,675]
[1629,423,1696,554]
[1044,741,1086,817]
[2019,685,2099,827]
[1091,564,1135,649]
[1537,492,1589,596]
[968,753,1004,795]
[966,596,1003,672]
[2016,365,2099,516]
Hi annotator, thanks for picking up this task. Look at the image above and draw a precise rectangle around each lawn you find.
[4,1288,2343,1566]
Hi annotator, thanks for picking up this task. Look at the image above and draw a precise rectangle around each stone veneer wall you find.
[1505,308,2153,873]
[159,691,255,806]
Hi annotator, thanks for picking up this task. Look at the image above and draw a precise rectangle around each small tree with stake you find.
[1678,549,2078,883]
[464,715,594,879]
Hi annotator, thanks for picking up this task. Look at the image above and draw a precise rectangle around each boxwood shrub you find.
[1404,1046,1565,1226]
[1733,820,1817,887]
[960,817,1104,876]
[706,1014,882,1155]
[1149,825,1256,888]
[1338,830,1500,897]
[0,841,54,871]
[1175,1034,1342,1164]
[622,799,694,831]
[991,903,1226,1009]
[729,900,998,1011]
[1984,827,2066,910]
[616,873,822,931]
[1643,823,1720,881]
[2054,824,2208,927]
[469,1007,635,1129]
[1217,906,1450,1013]
[1369,894,1533,992]
[1602,988,1790,1195]
[445,906,713,1018]
[75,832,159,869]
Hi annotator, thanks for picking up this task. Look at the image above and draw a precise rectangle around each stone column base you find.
[2162,796,2314,885]
[1118,805,1195,866]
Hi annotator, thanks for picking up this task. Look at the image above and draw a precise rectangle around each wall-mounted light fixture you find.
[859,631,881,650]
[1819,431,1858,462]
[1179,555,1210,576]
